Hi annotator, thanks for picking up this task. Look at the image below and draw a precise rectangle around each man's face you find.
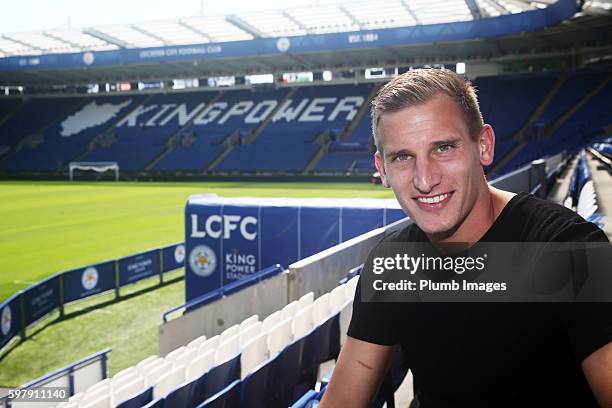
[374,93,493,239]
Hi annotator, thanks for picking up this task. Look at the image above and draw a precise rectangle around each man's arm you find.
[582,341,612,407]
[319,336,398,408]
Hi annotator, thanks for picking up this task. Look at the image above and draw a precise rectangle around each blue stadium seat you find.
[312,314,340,364]
[164,376,201,408]
[240,354,281,408]
[289,389,318,408]
[197,379,241,408]
[115,386,153,408]
[277,333,317,406]
[141,397,164,408]
[202,354,240,399]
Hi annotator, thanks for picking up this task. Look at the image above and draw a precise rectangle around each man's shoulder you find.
[503,193,608,243]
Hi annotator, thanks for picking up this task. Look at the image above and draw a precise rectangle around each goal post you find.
[69,162,119,181]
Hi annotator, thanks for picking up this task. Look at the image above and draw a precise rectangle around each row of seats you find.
[57,276,359,408]
[564,150,602,227]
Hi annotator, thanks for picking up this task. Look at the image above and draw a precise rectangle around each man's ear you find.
[478,124,495,166]
[374,151,390,188]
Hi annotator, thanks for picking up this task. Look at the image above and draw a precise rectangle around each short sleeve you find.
[565,302,612,362]
[346,277,400,346]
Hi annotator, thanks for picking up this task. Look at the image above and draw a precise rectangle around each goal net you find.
[69,162,119,181]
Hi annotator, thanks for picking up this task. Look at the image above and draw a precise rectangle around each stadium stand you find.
[0,69,610,177]
[59,275,357,408]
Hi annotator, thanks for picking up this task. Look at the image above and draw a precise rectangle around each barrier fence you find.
[0,348,111,408]
[0,243,186,355]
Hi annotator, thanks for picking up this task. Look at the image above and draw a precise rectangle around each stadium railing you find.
[0,242,186,356]
[0,348,111,408]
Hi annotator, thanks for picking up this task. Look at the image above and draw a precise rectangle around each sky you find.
[1,0,339,34]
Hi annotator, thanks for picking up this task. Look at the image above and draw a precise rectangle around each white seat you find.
[268,318,293,356]
[113,377,145,406]
[330,285,346,313]
[220,324,240,344]
[240,321,262,347]
[165,346,186,364]
[280,301,298,320]
[56,402,78,408]
[145,361,173,387]
[86,378,110,394]
[112,371,142,392]
[339,300,353,346]
[136,355,158,371]
[68,392,84,403]
[199,335,220,356]
[297,292,314,310]
[174,347,198,368]
[312,293,331,324]
[292,304,314,339]
[215,334,240,364]
[80,394,111,408]
[138,357,164,375]
[262,311,281,333]
[187,335,207,350]
[84,385,110,403]
[112,366,137,383]
[240,332,269,379]
[186,349,216,381]
[153,365,186,399]
[239,314,259,332]
[345,276,359,301]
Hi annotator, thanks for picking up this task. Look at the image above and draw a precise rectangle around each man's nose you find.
[413,157,441,193]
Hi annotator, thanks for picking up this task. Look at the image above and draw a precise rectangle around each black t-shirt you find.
[348,192,611,407]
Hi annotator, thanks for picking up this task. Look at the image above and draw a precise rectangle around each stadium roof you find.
[0,0,575,57]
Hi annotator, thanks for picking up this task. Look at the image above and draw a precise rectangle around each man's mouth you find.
[414,192,453,211]
[416,192,451,204]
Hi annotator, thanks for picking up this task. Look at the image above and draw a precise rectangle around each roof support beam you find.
[43,32,82,50]
[464,0,486,19]
[84,28,129,48]
[282,11,313,34]
[225,15,264,39]
[1,35,43,52]
[178,20,214,42]
[481,0,508,14]
[338,6,364,30]
[399,0,421,24]
[131,25,169,46]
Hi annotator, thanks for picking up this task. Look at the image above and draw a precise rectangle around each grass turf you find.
[0,180,394,387]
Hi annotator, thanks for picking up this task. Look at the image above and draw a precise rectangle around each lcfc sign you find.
[190,215,257,240]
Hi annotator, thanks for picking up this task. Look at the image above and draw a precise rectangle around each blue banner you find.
[219,205,260,286]
[23,275,60,327]
[185,204,223,301]
[260,206,299,270]
[0,293,21,349]
[118,250,160,286]
[0,0,576,72]
[185,197,405,301]
[162,243,186,273]
[63,260,116,303]
[300,207,341,259]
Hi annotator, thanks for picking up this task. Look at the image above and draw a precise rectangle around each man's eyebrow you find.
[385,148,412,159]
[431,138,462,148]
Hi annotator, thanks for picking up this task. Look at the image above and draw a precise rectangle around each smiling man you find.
[319,69,612,407]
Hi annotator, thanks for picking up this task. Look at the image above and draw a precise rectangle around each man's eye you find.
[436,144,455,153]
[393,154,412,162]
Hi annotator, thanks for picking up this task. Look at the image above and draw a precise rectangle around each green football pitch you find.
[0,180,393,303]
[0,180,395,386]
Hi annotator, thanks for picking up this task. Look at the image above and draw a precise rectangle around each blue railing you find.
[163,264,284,322]
[0,242,185,355]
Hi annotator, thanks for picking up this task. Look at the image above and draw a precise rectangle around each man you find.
[319,69,612,407]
